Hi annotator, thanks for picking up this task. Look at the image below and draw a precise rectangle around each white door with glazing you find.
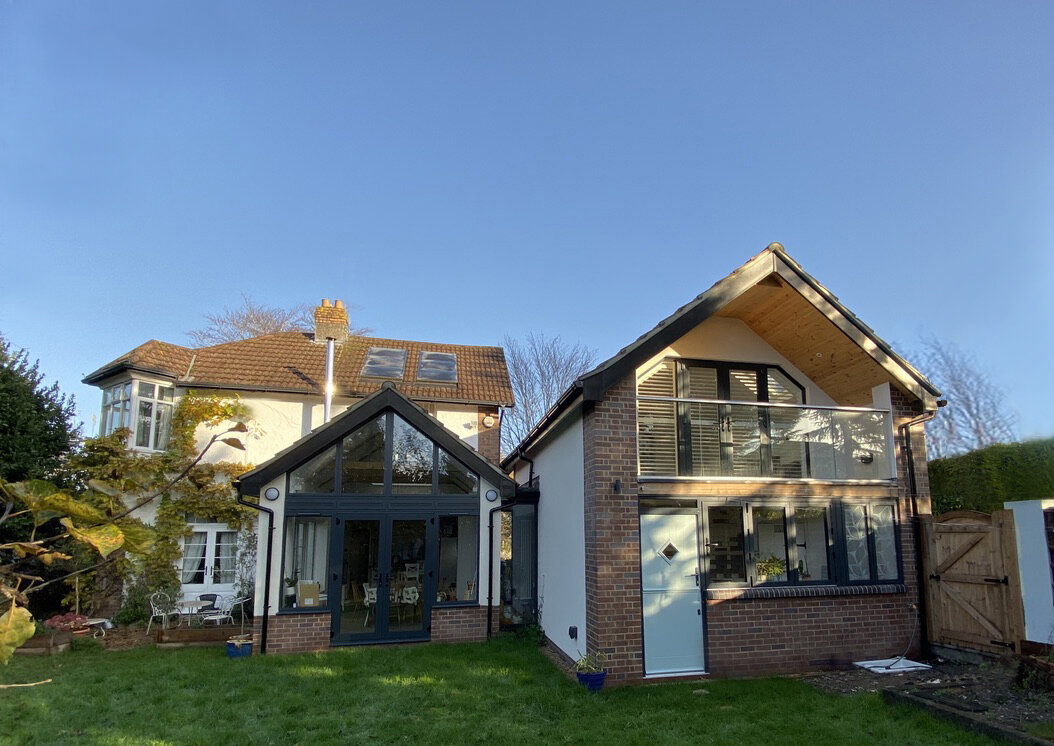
[640,511,705,675]
[179,523,238,600]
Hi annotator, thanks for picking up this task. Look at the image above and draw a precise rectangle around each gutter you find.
[501,385,582,470]
[235,484,275,655]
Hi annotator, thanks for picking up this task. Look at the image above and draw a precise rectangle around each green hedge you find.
[929,437,1054,515]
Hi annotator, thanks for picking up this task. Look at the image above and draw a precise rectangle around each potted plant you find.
[755,555,786,584]
[575,649,607,692]
[226,633,253,659]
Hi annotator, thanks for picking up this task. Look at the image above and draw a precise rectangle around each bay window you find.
[134,382,174,450]
[99,379,175,452]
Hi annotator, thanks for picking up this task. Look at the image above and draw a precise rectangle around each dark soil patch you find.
[98,625,154,652]
[808,657,1054,741]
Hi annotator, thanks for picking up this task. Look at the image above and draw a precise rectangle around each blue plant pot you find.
[226,641,253,659]
[576,670,607,692]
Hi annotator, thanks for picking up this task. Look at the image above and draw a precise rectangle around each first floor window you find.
[134,382,174,450]
[101,381,132,435]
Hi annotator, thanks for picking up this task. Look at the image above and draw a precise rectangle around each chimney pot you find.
[335,299,345,309]
[314,297,349,344]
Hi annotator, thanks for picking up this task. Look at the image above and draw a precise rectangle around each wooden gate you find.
[920,510,1025,654]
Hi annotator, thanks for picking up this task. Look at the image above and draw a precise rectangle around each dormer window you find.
[100,379,174,451]
[361,347,407,379]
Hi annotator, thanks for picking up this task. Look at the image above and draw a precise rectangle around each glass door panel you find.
[705,506,747,584]
[389,519,427,633]
[338,519,382,637]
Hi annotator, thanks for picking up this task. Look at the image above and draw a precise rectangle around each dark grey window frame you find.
[831,500,904,586]
[697,498,902,590]
[669,359,808,478]
[286,411,480,498]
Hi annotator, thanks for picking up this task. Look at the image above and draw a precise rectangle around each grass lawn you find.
[0,637,998,746]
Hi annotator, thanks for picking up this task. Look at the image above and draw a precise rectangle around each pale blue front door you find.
[640,511,706,675]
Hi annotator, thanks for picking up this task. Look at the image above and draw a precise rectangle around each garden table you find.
[177,600,209,626]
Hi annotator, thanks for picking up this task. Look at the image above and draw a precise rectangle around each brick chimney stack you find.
[314,298,350,343]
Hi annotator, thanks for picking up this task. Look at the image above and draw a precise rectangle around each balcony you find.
[637,395,894,482]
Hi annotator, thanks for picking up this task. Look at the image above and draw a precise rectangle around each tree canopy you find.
[0,336,79,483]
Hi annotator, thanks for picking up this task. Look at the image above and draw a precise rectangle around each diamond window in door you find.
[659,541,680,562]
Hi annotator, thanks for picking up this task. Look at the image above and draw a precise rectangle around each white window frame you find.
[99,377,177,453]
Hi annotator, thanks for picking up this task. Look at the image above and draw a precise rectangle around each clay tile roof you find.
[83,333,514,407]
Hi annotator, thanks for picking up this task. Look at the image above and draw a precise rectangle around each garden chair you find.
[197,593,218,612]
[146,591,180,635]
[202,595,236,625]
[362,583,377,627]
[398,585,419,623]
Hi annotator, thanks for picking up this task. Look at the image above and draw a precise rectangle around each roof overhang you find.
[506,244,941,461]
[236,382,515,498]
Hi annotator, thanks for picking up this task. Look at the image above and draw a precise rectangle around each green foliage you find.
[929,438,1054,514]
[0,390,255,663]
[111,574,152,625]
[0,336,80,484]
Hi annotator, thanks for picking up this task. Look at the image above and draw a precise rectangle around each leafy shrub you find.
[112,574,153,625]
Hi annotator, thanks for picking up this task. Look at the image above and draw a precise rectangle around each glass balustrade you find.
[637,397,892,481]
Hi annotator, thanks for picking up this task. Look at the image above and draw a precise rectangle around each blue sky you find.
[1,2,1051,439]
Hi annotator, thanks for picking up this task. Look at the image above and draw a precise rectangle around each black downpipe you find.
[236,488,275,655]
[486,453,537,640]
[899,406,940,658]
[487,500,513,641]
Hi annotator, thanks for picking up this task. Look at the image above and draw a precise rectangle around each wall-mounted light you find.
[263,487,281,501]
[485,489,499,502]
[482,415,496,429]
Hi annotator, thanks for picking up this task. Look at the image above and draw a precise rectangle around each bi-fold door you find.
[331,514,433,643]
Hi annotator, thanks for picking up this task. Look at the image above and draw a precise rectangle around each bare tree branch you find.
[501,333,597,456]
[187,294,370,346]
[915,336,1016,458]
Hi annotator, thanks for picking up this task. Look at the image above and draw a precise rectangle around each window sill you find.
[277,606,331,615]
[433,601,480,609]
[706,583,906,601]
[639,476,897,486]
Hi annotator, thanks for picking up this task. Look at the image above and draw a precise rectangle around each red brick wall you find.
[260,613,330,654]
[431,605,499,643]
[582,377,645,686]
[252,607,499,653]
[477,407,501,463]
[578,375,931,683]
[706,581,918,676]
